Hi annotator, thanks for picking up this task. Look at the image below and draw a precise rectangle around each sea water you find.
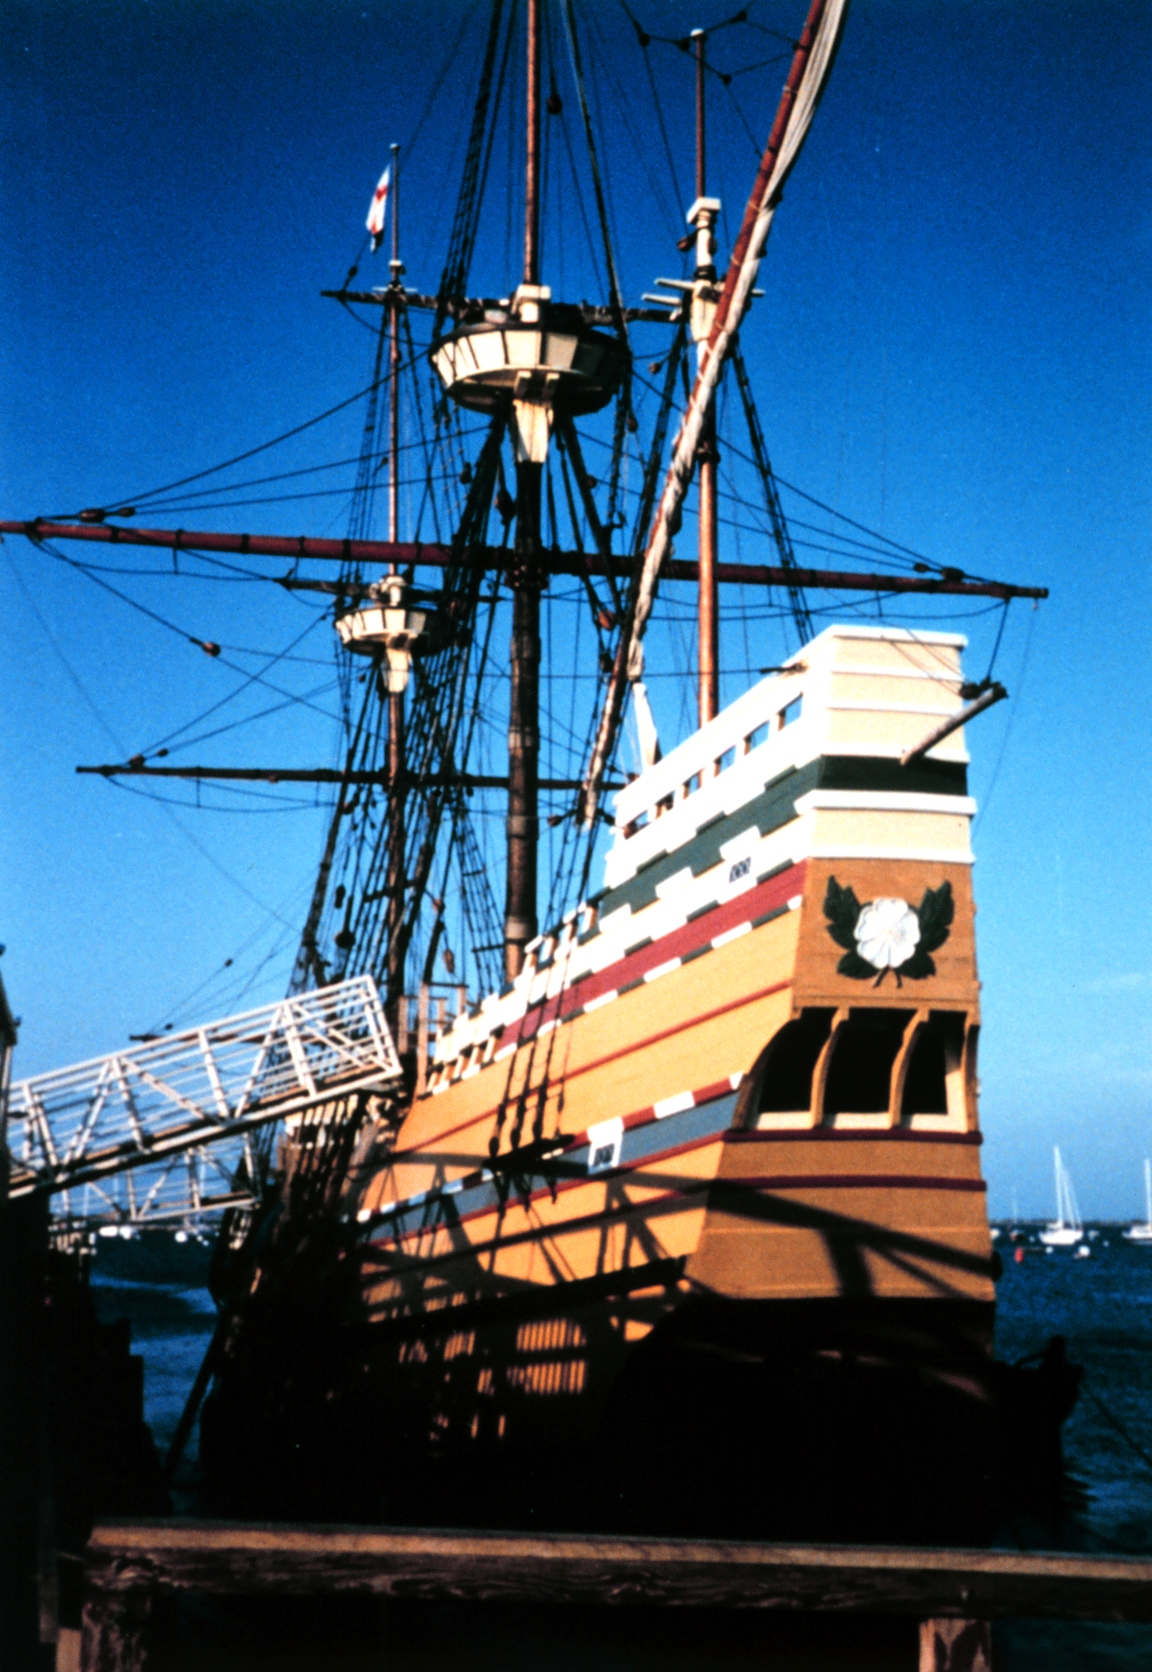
[991,1229,1152,1669]
[89,1227,1152,1670]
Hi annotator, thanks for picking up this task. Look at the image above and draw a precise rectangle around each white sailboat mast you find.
[1053,1145,1065,1229]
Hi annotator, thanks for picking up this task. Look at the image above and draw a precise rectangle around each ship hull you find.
[202,630,1034,1541]
[202,1254,1000,1541]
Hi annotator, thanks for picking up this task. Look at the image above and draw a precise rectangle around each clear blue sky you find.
[1,1,1149,1217]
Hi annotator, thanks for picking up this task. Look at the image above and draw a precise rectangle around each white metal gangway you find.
[5,976,402,1223]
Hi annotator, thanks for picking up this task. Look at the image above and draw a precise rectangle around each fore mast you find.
[431,0,628,980]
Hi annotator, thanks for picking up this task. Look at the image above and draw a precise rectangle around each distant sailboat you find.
[1039,1147,1084,1247]
[1123,1159,1152,1245]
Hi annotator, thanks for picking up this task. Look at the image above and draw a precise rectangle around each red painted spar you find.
[0,520,1048,600]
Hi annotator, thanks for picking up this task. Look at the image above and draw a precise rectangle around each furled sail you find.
[580,0,851,823]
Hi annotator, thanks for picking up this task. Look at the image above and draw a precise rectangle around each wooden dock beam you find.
[80,1519,1152,1670]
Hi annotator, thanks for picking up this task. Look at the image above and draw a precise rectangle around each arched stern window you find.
[754,1009,834,1125]
[899,1011,969,1125]
[823,1010,912,1120]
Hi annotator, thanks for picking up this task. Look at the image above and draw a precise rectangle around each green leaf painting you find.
[823,876,862,952]
[823,876,954,987]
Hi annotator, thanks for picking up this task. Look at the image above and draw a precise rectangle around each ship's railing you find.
[395,983,469,1091]
[6,976,401,1207]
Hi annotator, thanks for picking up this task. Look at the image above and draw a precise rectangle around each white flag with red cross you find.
[366,166,391,250]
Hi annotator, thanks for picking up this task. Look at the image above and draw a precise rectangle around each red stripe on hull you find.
[402,977,791,1159]
[728,1128,983,1146]
[371,1122,984,1274]
[726,1174,986,1194]
[513,859,807,1044]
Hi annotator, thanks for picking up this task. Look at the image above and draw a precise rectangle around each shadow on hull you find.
[200,1267,1078,1546]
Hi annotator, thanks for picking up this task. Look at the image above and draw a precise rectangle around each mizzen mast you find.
[691,26,721,729]
[385,141,406,994]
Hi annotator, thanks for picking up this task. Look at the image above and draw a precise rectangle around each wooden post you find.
[81,1585,156,1672]
[415,985,429,1096]
[395,994,409,1056]
[919,1618,992,1672]
[37,1288,59,1653]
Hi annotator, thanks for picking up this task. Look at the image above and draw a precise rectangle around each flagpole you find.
[388,142,401,556]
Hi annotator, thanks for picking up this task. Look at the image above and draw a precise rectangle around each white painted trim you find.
[808,845,974,865]
[805,740,970,764]
[586,1117,624,1174]
[654,1091,695,1120]
[582,989,618,1013]
[824,700,963,717]
[831,663,963,683]
[819,625,968,647]
[712,922,753,950]
[795,791,977,816]
[719,826,761,861]
[655,866,693,898]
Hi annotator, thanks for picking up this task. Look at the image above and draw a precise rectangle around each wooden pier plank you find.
[84,1521,1152,1622]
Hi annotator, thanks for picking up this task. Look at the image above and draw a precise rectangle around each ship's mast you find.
[692,28,720,730]
[505,0,544,982]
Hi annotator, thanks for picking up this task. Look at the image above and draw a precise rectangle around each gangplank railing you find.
[52,1149,260,1231]
[6,976,402,1215]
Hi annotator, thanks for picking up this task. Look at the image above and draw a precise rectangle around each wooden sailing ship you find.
[4,0,1069,1539]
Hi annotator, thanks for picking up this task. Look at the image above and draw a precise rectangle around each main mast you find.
[429,0,626,982]
[505,0,545,982]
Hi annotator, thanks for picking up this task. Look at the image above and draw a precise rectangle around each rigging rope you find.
[91,372,411,518]
[728,336,814,645]
[434,0,512,340]
[38,541,342,727]
[561,0,627,338]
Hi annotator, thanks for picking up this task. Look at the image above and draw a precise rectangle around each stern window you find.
[823,1010,912,1117]
[758,1009,834,1116]
[901,1012,966,1120]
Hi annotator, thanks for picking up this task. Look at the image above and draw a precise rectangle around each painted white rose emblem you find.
[823,876,954,986]
[853,897,920,970]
